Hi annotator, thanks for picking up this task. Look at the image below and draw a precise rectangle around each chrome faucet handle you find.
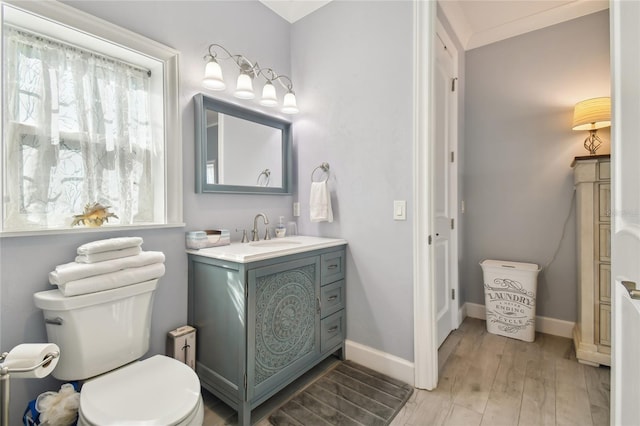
[264,227,271,240]
[236,228,250,243]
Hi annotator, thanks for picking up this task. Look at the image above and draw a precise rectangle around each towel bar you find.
[311,162,330,183]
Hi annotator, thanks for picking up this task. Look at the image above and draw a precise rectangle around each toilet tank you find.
[33,279,158,381]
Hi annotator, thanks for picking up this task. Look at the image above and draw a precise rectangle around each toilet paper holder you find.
[0,350,60,426]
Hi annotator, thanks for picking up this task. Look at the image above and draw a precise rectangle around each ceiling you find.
[259,0,608,50]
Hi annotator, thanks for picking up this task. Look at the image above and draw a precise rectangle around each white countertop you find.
[186,235,347,263]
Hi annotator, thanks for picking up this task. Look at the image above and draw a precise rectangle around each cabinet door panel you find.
[599,224,611,262]
[599,183,611,222]
[191,261,244,401]
[248,256,320,402]
[599,304,611,347]
[600,263,611,303]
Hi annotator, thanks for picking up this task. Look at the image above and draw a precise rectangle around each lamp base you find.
[584,130,603,155]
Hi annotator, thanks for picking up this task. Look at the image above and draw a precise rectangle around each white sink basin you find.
[187,235,347,263]
[249,240,302,247]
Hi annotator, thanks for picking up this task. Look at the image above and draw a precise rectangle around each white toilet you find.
[33,279,204,426]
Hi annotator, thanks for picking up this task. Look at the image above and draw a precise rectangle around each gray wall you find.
[461,10,610,321]
[291,1,415,361]
[0,1,293,422]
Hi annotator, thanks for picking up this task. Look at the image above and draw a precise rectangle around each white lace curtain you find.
[3,26,158,230]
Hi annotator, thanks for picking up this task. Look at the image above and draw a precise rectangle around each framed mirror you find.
[194,94,292,194]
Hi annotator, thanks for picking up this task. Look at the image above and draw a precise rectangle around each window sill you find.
[0,223,186,238]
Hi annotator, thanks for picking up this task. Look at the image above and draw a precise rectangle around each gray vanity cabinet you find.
[187,245,346,426]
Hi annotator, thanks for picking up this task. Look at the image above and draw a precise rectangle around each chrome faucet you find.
[252,213,270,241]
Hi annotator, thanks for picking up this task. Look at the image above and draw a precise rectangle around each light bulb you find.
[234,73,255,99]
[202,58,225,91]
[281,91,299,114]
[260,82,278,107]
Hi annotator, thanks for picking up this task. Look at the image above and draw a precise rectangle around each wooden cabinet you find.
[573,155,610,366]
[188,245,346,425]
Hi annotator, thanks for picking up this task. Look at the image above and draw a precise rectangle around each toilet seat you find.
[79,355,202,426]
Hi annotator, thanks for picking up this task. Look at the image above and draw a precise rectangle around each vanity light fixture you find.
[572,97,611,155]
[203,43,298,114]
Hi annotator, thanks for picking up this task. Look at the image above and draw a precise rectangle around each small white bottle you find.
[275,216,287,238]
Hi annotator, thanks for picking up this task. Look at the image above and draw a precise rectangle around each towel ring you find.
[311,162,330,183]
[256,169,271,187]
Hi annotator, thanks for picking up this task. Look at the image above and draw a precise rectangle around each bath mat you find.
[269,360,413,426]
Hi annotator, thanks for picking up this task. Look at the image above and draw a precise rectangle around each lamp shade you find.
[281,91,299,114]
[572,97,611,131]
[260,82,278,107]
[234,73,255,99]
[203,58,226,91]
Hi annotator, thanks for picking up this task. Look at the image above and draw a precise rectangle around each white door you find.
[434,21,459,347]
[610,1,640,424]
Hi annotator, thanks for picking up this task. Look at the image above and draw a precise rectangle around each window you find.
[1,2,182,234]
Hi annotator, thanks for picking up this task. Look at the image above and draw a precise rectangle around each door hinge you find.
[451,218,455,230]
[244,373,247,391]
[450,151,455,163]
[428,235,432,245]
[451,289,456,300]
[451,77,458,92]
[245,285,248,299]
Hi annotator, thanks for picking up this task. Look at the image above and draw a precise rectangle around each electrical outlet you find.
[293,202,300,217]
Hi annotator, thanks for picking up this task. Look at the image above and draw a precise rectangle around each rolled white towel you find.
[56,263,166,296]
[77,237,143,255]
[75,246,142,264]
[50,251,166,285]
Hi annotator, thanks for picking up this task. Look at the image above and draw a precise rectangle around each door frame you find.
[413,0,437,390]
[412,2,460,390]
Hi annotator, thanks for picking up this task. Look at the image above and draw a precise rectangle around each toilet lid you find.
[80,355,200,425]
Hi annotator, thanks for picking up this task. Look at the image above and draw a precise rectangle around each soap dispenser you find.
[275,216,287,238]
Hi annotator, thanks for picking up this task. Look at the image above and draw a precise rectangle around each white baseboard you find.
[464,302,575,339]
[344,340,415,386]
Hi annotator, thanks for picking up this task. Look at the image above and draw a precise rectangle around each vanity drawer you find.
[321,310,344,353]
[320,280,345,318]
[321,250,345,285]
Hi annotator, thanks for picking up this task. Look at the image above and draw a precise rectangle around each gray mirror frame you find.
[194,93,292,194]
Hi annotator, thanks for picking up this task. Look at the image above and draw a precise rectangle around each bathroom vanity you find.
[187,236,347,425]
[573,155,611,366]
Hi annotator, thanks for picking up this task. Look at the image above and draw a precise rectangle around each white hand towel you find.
[77,237,143,255]
[56,263,166,296]
[310,181,333,223]
[75,246,142,264]
[49,251,166,285]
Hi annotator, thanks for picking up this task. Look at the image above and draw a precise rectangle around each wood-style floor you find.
[202,317,610,425]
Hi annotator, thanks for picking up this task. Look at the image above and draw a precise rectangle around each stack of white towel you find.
[49,237,165,296]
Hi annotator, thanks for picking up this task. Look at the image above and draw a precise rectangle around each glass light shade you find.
[234,73,255,99]
[202,59,226,91]
[572,97,611,130]
[260,82,278,107]
[281,91,299,114]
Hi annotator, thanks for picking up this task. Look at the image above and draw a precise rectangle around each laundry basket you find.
[480,260,541,342]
